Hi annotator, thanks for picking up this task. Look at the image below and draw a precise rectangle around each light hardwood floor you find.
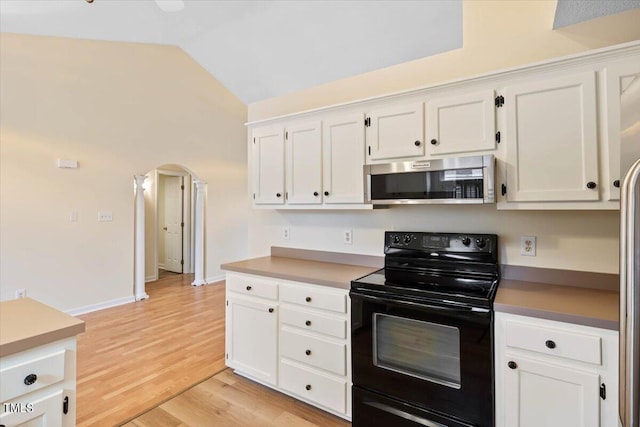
[76,272,349,427]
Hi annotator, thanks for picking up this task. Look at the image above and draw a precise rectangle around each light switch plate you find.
[98,211,113,222]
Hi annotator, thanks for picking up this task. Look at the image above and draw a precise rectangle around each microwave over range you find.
[365,154,495,205]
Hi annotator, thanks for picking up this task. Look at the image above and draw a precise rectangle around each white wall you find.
[0,34,248,311]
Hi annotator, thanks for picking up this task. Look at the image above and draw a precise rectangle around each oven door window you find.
[373,313,461,389]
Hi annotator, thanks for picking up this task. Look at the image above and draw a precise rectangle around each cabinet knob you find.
[613,180,620,188]
[305,384,312,391]
[430,139,438,145]
[305,320,311,326]
[545,340,556,349]
[276,193,282,198]
[305,296,312,302]
[324,191,329,196]
[313,191,319,197]
[508,361,517,370]
[24,373,38,385]
[586,182,597,189]
[305,349,312,356]
[414,140,422,147]
[268,308,274,313]
[246,285,252,291]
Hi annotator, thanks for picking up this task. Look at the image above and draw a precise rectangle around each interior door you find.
[163,175,183,273]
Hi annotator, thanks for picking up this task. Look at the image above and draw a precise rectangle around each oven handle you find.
[350,289,490,315]
[363,400,473,427]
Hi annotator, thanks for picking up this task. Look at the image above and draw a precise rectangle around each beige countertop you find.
[0,298,86,357]
[495,279,619,330]
[221,256,379,290]
[222,249,619,331]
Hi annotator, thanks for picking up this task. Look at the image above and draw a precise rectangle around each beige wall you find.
[0,33,248,311]
[246,1,640,274]
[249,1,640,121]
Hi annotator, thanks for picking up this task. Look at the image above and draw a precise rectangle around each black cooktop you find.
[351,231,500,308]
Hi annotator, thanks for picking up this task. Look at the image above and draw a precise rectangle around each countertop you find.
[221,250,619,330]
[0,298,86,357]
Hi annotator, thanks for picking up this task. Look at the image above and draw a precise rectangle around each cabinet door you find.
[504,72,599,202]
[0,389,63,427]
[226,297,278,385]
[322,113,366,204]
[426,90,496,155]
[367,103,424,161]
[605,62,640,201]
[503,355,600,427]
[252,127,285,205]
[286,121,322,204]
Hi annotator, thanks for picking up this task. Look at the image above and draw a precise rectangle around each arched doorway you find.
[133,164,207,300]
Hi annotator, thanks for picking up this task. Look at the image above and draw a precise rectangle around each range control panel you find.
[385,231,497,254]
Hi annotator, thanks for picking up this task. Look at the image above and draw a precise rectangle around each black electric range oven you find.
[351,231,499,427]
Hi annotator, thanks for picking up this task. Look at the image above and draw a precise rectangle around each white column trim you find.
[192,179,207,286]
[134,174,149,300]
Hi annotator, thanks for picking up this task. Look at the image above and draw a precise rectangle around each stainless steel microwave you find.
[365,155,495,205]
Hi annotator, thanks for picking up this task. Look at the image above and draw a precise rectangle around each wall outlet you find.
[521,236,536,256]
[98,211,113,222]
[283,226,290,241]
[15,289,26,299]
[344,229,353,245]
[70,211,78,222]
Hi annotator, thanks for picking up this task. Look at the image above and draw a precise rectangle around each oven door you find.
[351,289,494,427]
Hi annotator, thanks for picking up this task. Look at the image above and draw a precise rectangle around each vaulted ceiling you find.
[1,0,639,104]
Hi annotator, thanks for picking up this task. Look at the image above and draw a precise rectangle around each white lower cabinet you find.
[0,338,78,427]
[495,312,618,427]
[225,272,352,420]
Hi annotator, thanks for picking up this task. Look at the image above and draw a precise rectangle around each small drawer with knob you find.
[279,359,347,414]
[0,350,66,403]
[280,329,346,375]
[226,274,278,300]
[280,307,346,339]
[505,321,602,365]
[279,284,346,313]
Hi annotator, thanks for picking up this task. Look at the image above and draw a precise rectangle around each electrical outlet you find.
[344,229,353,245]
[70,211,78,222]
[283,226,290,241]
[98,211,113,222]
[521,236,536,256]
[15,289,26,299]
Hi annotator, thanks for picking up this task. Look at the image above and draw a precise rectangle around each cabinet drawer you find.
[0,350,66,402]
[280,307,347,339]
[227,274,278,300]
[279,359,347,414]
[505,321,601,365]
[280,329,346,376]
[280,285,346,313]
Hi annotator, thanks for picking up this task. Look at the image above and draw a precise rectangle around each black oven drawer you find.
[353,387,475,427]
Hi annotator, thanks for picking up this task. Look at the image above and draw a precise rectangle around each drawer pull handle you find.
[305,384,312,391]
[24,373,38,385]
[268,308,274,313]
[508,361,517,370]
[545,340,556,349]
[305,349,312,356]
[305,296,312,302]
[246,285,252,291]
[305,320,311,326]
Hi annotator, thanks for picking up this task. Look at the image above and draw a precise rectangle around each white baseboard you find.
[65,295,136,316]
[205,274,225,285]
[145,275,158,283]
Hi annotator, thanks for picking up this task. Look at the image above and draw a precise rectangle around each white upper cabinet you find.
[426,90,496,155]
[286,121,322,204]
[322,113,366,204]
[504,71,599,202]
[605,61,640,201]
[366,102,424,161]
[252,126,285,205]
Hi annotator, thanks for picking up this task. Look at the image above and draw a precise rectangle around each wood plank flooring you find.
[76,273,350,427]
